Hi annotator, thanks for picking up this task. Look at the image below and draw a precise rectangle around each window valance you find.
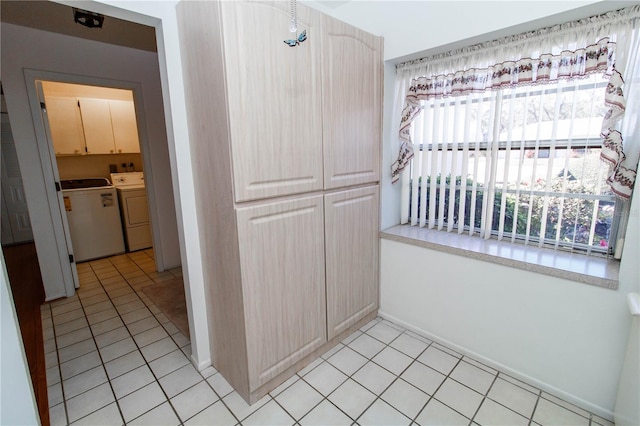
[392,5,640,201]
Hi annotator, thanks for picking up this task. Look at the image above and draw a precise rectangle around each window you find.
[406,75,617,255]
[393,6,640,260]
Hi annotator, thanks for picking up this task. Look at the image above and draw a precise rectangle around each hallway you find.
[43,250,190,424]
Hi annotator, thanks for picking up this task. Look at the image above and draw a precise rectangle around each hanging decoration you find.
[283,0,307,47]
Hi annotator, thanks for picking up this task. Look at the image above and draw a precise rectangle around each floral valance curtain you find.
[391,5,640,200]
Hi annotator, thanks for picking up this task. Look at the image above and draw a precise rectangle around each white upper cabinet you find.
[321,16,382,189]
[78,98,116,154]
[221,1,324,202]
[109,100,140,154]
[47,96,140,155]
[46,96,85,155]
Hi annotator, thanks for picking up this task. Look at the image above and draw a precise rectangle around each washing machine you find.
[110,172,152,252]
[61,178,125,262]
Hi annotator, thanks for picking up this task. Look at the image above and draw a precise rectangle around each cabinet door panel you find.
[222,1,324,202]
[46,97,85,155]
[322,16,382,189]
[237,195,327,390]
[78,98,116,154]
[110,100,140,153]
[325,186,379,340]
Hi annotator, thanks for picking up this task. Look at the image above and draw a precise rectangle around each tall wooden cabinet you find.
[221,1,324,202]
[237,195,327,390]
[177,0,382,403]
[321,15,381,189]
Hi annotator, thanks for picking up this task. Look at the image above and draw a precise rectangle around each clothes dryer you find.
[110,172,152,252]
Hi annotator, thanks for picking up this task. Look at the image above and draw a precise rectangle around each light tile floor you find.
[42,251,613,426]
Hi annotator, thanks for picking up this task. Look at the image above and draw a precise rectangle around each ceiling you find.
[0,0,157,52]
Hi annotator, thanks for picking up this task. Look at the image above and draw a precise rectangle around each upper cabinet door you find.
[46,96,85,155]
[236,195,327,390]
[325,185,379,340]
[109,100,140,154]
[321,16,382,190]
[221,1,324,202]
[78,98,116,154]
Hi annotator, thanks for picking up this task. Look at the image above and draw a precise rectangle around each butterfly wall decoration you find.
[284,30,307,47]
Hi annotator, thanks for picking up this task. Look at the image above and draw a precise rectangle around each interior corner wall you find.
[1,22,181,299]
[380,174,639,418]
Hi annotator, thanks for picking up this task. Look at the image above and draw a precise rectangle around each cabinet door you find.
[236,195,327,390]
[221,1,324,202]
[78,98,116,154]
[109,100,140,153]
[325,186,379,340]
[322,16,382,189]
[46,96,85,155]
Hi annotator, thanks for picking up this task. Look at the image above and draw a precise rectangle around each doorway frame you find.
[28,0,211,370]
[24,69,166,296]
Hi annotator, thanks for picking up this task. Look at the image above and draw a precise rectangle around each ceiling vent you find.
[73,8,104,29]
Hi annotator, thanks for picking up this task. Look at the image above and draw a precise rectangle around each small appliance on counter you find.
[110,172,152,252]
[61,178,125,262]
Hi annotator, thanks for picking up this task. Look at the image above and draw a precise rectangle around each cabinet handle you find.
[110,149,114,153]
[118,149,122,153]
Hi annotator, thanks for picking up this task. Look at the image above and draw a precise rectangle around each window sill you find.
[380,225,619,290]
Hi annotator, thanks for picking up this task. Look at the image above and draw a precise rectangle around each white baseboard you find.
[378,310,614,422]
[190,354,212,372]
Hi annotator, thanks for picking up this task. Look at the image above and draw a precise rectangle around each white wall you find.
[380,233,636,418]
[305,1,622,61]
[0,259,40,425]
[1,23,181,298]
[67,0,212,369]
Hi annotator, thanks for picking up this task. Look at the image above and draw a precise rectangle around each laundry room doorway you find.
[36,80,156,273]
[24,67,180,297]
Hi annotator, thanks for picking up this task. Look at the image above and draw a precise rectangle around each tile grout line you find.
[409,348,466,425]
[351,328,435,425]
[351,323,482,425]
[106,252,222,425]
[102,253,206,425]
[99,254,184,425]
[69,260,130,424]
[51,252,181,424]
[49,302,72,426]
[468,372,499,425]
[47,253,217,425]
[528,388,544,426]
[288,318,379,424]
[52,281,117,423]
[294,320,424,424]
